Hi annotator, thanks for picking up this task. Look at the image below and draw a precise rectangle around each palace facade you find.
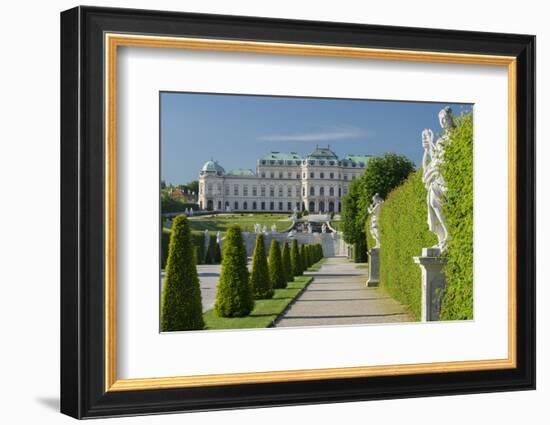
[198,147,370,214]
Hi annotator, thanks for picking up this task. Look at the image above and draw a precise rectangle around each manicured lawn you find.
[203,276,312,330]
[167,213,292,234]
[329,220,341,231]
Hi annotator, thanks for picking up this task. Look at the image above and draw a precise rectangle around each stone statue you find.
[254,223,261,234]
[321,223,327,234]
[307,223,313,234]
[262,225,268,234]
[421,106,456,252]
[271,224,277,234]
[216,231,221,243]
[367,193,384,248]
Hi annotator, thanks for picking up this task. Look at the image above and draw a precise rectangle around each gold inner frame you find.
[104,33,517,392]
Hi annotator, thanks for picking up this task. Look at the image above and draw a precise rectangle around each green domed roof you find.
[201,160,225,174]
[227,168,255,177]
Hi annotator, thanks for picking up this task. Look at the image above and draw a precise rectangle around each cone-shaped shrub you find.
[214,225,253,317]
[299,244,307,272]
[213,240,222,263]
[161,215,204,331]
[268,240,286,289]
[250,234,273,299]
[281,241,291,283]
[290,239,302,277]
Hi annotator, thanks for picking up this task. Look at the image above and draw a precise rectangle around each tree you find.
[268,240,286,289]
[300,244,307,271]
[340,153,415,245]
[281,241,291,283]
[290,239,302,277]
[250,234,273,299]
[161,215,204,331]
[206,235,221,264]
[214,225,253,317]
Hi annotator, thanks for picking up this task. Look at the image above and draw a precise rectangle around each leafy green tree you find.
[290,239,302,277]
[281,241,291,283]
[161,215,204,331]
[340,153,415,244]
[250,234,273,299]
[214,225,253,317]
[268,240,286,289]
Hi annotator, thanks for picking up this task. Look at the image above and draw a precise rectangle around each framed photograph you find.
[60,6,535,419]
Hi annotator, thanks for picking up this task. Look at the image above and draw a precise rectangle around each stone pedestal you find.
[366,248,380,287]
[414,248,448,321]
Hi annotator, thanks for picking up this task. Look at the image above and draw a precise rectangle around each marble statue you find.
[421,106,456,252]
[367,193,384,248]
[262,225,268,234]
[254,223,261,234]
[271,224,277,234]
[307,223,313,234]
[321,223,327,234]
[216,231,221,243]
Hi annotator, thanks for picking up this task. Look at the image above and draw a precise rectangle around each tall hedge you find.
[281,241,291,283]
[290,239,302,277]
[440,112,474,320]
[161,228,171,269]
[378,170,437,319]
[250,234,273,299]
[214,225,254,317]
[161,215,204,331]
[353,231,368,263]
[206,235,221,264]
[268,240,286,289]
[299,245,307,272]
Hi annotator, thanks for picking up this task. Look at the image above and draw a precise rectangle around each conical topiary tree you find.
[268,239,286,289]
[213,240,222,264]
[290,239,302,277]
[300,244,307,272]
[281,241,291,284]
[161,215,204,331]
[250,234,273,299]
[214,225,254,317]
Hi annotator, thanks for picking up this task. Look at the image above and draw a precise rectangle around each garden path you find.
[275,257,413,327]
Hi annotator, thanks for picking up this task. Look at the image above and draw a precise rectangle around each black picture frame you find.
[60,5,535,419]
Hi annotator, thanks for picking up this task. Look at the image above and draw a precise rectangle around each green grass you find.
[354,263,368,270]
[167,213,292,234]
[329,221,341,231]
[305,258,326,272]
[203,276,312,330]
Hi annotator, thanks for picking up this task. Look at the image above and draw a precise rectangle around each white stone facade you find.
[198,147,370,213]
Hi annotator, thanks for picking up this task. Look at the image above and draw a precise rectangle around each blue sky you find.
[160,92,472,184]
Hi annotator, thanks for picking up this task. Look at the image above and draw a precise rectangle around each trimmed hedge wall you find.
[378,170,436,319]
[440,112,474,320]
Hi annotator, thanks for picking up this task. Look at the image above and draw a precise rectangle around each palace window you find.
[252,186,257,196]
[234,185,239,196]
[261,201,266,211]
[302,187,305,196]
[243,185,248,196]
[310,172,314,178]
[261,172,265,178]
[207,183,212,193]
[310,186,315,196]
[296,173,300,179]
[338,187,342,197]
[261,186,266,196]
[234,201,239,210]
[270,186,275,197]
[217,183,222,193]
[320,187,325,196]
[279,186,283,197]
[225,185,229,195]
[270,172,275,178]
[243,201,248,210]
[330,172,334,179]
[287,186,292,197]
[279,172,283,178]
[218,201,222,210]
[344,174,348,180]
[329,187,334,196]
[253,201,257,210]
[320,172,324,179]
[287,202,292,211]
[343,187,348,195]
[270,201,274,210]
[279,202,283,211]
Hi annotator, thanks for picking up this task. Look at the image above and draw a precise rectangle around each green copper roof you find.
[201,160,225,174]
[345,155,372,165]
[306,146,339,160]
[259,151,303,161]
[227,168,256,177]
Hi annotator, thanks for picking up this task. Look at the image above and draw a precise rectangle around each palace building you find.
[198,146,370,214]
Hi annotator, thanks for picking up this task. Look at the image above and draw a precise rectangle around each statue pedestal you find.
[414,248,448,321]
[366,248,380,287]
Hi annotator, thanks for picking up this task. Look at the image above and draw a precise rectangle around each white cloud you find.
[258,127,366,142]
